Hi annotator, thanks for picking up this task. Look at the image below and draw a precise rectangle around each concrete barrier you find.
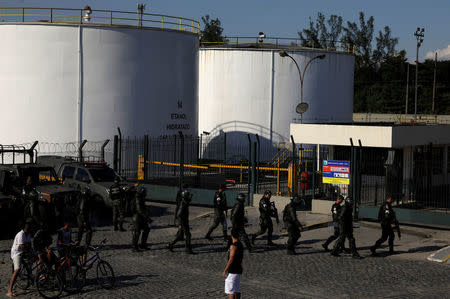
[312,199,333,215]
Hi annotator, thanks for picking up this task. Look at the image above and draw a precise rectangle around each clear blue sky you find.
[2,0,450,60]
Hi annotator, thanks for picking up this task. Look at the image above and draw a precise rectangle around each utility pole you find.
[414,27,424,122]
[432,52,437,113]
[405,63,409,114]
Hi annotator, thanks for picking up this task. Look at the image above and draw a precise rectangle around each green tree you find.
[200,15,225,44]
[298,12,343,49]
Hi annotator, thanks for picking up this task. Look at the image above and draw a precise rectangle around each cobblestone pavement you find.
[1,202,449,298]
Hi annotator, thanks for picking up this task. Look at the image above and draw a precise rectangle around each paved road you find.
[1,202,449,298]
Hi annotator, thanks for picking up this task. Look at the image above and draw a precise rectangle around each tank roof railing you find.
[201,36,356,54]
[0,7,200,34]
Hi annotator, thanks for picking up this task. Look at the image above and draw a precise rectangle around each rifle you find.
[395,221,401,239]
[270,201,279,224]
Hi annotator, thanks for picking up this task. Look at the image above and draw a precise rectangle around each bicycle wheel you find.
[13,263,31,290]
[96,260,115,289]
[35,269,63,299]
[61,262,82,293]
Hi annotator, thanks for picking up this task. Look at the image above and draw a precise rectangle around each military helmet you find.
[114,176,120,183]
[137,186,147,197]
[236,193,246,202]
[291,195,302,204]
[181,190,191,201]
[337,195,344,201]
[82,186,91,196]
[264,190,272,196]
[345,197,353,206]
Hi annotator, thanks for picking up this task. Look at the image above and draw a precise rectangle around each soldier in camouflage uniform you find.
[132,185,151,252]
[322,195,344,251]
[252,190,277,246]
[167,190,193,254]
[205,185,228,241]
[370,196,399,255]
[110,176,126,231]
[331,197,361,259]
[230,193,252,252]
[283,196,303,255]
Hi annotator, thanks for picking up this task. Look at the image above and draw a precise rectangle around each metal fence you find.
[116,134,292,195]
[308,144,450,212]
[0,7,200,34]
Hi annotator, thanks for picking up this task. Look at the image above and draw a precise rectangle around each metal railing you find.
[0,7,200,34]
[201,36,357,54]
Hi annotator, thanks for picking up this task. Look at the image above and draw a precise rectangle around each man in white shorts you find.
[7,223,32,297]
[222,228,244,299]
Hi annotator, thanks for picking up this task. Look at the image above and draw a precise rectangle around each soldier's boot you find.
[267,230,275,246]
[222,229,228,242]
[132,231,141,252]
[350,239,361,259]
[204,229,213,241]
[241,232,253,252]
[331,240,342,257]
[185,233,193,254]
[287,245,296,255]
[371,239,382,255]
[140,228,150,250]
[388,238,395,255]
[113,222,119,231]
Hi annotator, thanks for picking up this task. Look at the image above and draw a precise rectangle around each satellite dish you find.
[296,102,309,114]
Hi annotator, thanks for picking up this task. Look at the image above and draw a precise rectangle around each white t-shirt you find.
[11,230,32,259]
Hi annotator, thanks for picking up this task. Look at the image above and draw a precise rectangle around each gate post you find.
[143,135,149,181]
[251,142,257,206]
[247,134,252,205]
[113,135,119,172]
[178,131,184,190]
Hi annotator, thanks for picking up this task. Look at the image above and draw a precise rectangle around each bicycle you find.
[55,246,83,293]
[11,252,63,298]
[79,239,116,290]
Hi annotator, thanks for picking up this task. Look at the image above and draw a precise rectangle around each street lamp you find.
[279,51,326,123]
[414,27,424,122]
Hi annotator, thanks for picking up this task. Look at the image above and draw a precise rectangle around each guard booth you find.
[290,123,450,227]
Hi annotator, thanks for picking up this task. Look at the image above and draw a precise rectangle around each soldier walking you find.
[205,184,228,241]
[331,197,361,258]
[132,185,152,252]
[174,184,189,226]
[230,193,252,252]
[252,190,278,246]
[282,196,303,255]
[110,176,126,231]
[322,195,344,251]
[370,196,400,255]
[167,190,193,254]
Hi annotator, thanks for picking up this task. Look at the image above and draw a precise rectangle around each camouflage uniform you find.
[110,181,125,231]
[205,190,228,241]
[132,187,151,251]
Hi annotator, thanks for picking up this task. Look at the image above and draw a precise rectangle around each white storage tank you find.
[0,8,199,145]
[199,46,355,157]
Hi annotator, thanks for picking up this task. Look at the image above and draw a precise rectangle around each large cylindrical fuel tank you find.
[199,47,354,158]
[0,19,198,145]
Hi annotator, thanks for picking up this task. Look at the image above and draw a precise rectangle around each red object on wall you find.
[300,171,309,191]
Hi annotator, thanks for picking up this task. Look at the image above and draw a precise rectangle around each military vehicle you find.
[0,142,80,232]
[37,155,133,210]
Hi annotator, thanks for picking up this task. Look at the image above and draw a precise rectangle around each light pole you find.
[279,51,326,123]
[414,27,424,122]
